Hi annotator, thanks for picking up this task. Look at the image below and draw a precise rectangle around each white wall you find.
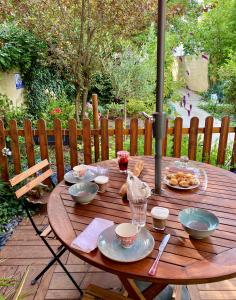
[0,70,25,106]
[173,54,209,93]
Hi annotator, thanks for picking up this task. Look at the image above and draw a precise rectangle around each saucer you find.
[64,169,97,184]
[98,225,155,263]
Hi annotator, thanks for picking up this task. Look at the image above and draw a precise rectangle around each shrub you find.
[0,93,31,127]
[126,98,154,117]
[0,180,23,233]
[218,53,236,107]
[0,23,46,73]
[40,93,75,128]
[89,73,114,105]
[105,102,124,119]
[25,66,76,118]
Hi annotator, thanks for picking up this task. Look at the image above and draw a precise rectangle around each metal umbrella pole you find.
[153,0,167,194]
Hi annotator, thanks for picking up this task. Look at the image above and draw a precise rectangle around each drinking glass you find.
[180,156,189,168]
[129,198,147,228]
[117,151,129,173]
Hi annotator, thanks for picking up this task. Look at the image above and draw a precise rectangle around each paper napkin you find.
[71,218,114,253]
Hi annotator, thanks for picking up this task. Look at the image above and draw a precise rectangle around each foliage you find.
[0,181,23,233]
[89,73,114,105]
[24,66,76,118]
[201,81,225,103]
[0,0,156,120]
[40,93,75,128]
[218,53,236,106]
[199,101,236,125]
[126,98,154,117]
[0,93,12,122]
[0,93,30,127]
[105,103,123,119]
[0,23,46,73]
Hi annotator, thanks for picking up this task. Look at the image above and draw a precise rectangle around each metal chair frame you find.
[9,159,83,297]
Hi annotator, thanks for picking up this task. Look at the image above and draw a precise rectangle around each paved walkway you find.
[173,88,234,144]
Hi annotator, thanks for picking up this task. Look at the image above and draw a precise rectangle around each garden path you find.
[173,88,234,144]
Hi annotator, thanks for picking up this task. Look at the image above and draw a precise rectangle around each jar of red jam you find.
[117,151,129,173]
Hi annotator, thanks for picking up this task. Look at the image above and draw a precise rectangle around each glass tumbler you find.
[117,151,129,173]
[129,198,147,228]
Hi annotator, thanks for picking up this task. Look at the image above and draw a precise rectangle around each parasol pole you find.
[153,0,166,194]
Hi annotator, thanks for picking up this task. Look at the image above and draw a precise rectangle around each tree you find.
[0,0,156,121]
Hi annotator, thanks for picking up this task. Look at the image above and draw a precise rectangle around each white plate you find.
[163,176,200,190]
[98,225,155,263]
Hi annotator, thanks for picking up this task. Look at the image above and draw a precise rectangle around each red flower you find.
[50,107,62,114]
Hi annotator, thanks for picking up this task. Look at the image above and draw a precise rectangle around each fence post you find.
[24,119,35,168]
[0,120,9,181]
[9,120,21,175]
[92,94,100,162]
[188,117,199,161]
[144,118,152,155]
[54,118,65,182]
[38,119,49,162]
[202,116,213,163]
[115,118,123,154]
[217,116,230,165]
[101,118,109,161]
[173,117,182,158]
[82,118,92,165]
[68,119,78,168]
[37,119,51,185]
[130,118,138,156]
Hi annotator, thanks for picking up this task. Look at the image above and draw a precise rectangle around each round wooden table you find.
[48,156,236,299]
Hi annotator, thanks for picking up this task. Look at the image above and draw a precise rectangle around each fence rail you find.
[0,116,235,182]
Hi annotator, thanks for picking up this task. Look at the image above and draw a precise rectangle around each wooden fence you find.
[0,116,235,183]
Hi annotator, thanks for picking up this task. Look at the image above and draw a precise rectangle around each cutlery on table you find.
[148,234,171,276]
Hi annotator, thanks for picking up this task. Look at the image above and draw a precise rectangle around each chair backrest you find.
[9,159,53,199]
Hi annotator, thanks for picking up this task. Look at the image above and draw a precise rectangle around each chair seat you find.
[83,284,132,300]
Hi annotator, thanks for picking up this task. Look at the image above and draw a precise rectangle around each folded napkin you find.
[71,218,114,253]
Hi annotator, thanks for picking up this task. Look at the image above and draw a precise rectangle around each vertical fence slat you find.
[217,116,230,165]
[54,118,64,182]
[188,117,199,161]
[202,116,213,163]
[130,118,138,156]
[92,94,99,162]
[23,119,35,168]
[68,119,78,168]
[173,117,183,158]
[82,118,92,165]
[144,118,152,155]
[115,118,123,154]
[0,120,9,180]
[231,128,236,167]
[162,118,169,156]
[101,118,109,161]
[38,119,50,185]
[9,120,21,174]
[38,119,49,161]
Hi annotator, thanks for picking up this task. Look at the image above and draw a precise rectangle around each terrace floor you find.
[1,208,236,300]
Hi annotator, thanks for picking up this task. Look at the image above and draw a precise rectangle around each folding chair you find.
[9,159,83,297]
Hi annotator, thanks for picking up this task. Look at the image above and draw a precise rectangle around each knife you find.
[148,234,171,276]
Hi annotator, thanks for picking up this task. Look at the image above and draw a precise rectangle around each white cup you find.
[151,207,169,231]
[115,223,138,248]
[73,165,87,179]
